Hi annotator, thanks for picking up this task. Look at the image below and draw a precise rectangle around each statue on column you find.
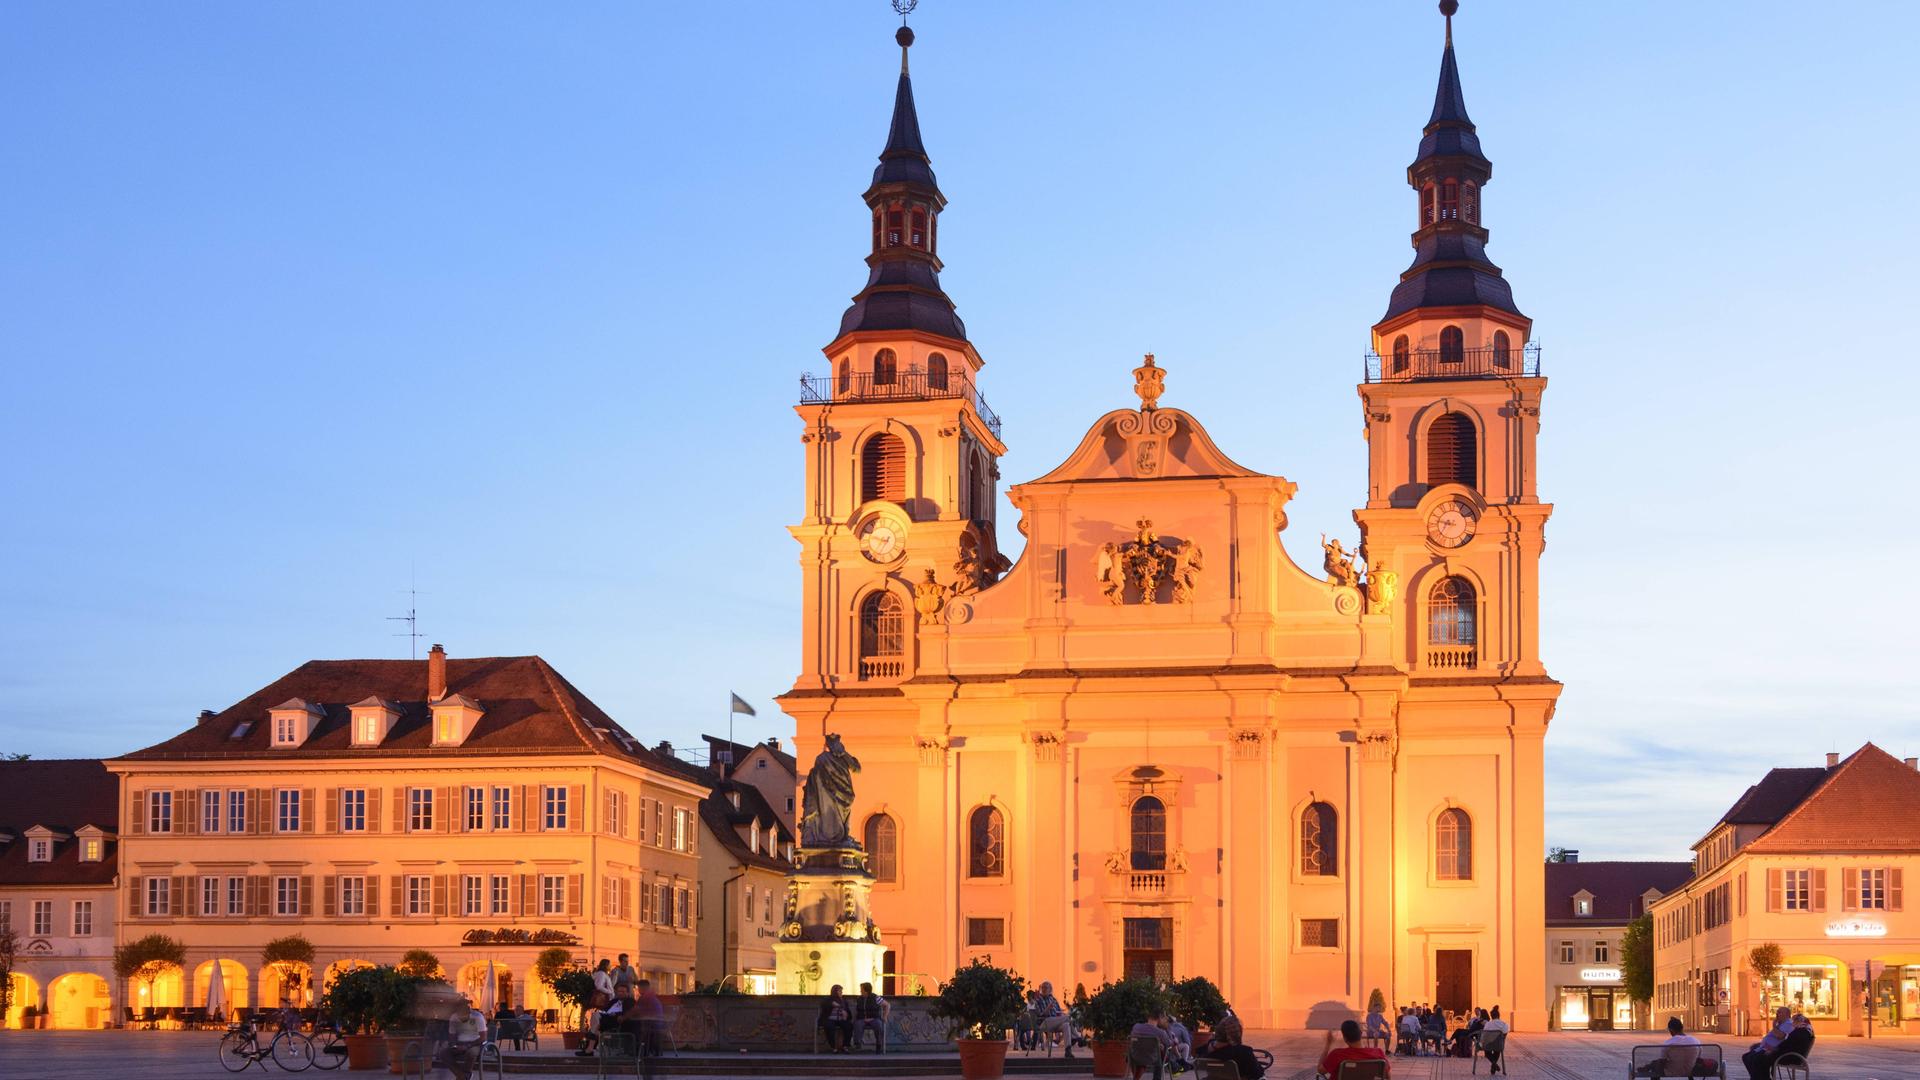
[800,733,862,848]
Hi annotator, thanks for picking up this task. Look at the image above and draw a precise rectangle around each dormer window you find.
[29,838,50,862]
[749,819,761,854]
[267,698,324,749]
[82,838,102,862]
[1573,889,1595,918]
[431,694,485,747]
[350,697,399,747]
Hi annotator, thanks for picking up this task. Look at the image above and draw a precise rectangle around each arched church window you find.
[873,348,898,386]
[1427,576,1477,670]
[971,449,990,522]
[865,813,898,883]
[910,207,927,249]
[1492,330,1511,370]
[1392,335,1410,375]
[968,806,1005,878]
[861,433,905,503]
[927,352,949,392]
[1435,807,1473,880]
[885,205,904,247]
[1129,796,1167,871]
[1425,412,1476,488]
[1300,801,1338,877]
[837,359,851,395]
[858,591,906,680]
[1421,184,1436,226]
[1440,180,1459,221]
[1439,325,1465,364]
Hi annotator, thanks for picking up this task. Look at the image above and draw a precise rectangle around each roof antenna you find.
[1440,0,1457,48]
[893,0,916,73]
[388,579,423,659]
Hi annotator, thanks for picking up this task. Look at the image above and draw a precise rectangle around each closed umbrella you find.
[205,962,227,1020]
[482,960,496,1013]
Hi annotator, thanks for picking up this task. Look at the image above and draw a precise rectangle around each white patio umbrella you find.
[482,960,496,1013]
[205,962,227,1020]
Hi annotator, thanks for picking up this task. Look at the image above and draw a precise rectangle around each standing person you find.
[817,985,854,1053]
[1318,1019,1391,1079]
[576,960,615,1056]
[611,954,638,992]
[853,982,890,1053]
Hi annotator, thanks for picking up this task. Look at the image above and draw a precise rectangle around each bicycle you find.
[308,1015,346,1071]
[218,1010,315,1072]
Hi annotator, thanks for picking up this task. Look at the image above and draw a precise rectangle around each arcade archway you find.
[48,972,111,1029]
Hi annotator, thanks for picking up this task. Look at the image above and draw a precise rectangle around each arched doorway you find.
[260,961,314,1008]
[322,959,372,1000]
[48,972,112,1029]
[193,959,250,1017]
[129,964,184,1015]
[5,972,41,1028]
[456,961,515,1011]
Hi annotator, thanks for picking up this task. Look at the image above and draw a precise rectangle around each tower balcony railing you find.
[800,368,1002,440]
[1363,343,1542,383]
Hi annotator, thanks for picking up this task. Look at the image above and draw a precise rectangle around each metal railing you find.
[1364,343,1541,383]
[800,368,1002,440]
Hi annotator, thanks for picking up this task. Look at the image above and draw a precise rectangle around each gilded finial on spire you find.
[893,1,917,74]
[1440,0,1457,47]
[1133,353,1165,411]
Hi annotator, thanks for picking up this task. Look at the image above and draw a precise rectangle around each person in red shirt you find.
[1318,1019,1391,1078]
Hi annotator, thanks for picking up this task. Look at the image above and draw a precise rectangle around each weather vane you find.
[893,0,916,21]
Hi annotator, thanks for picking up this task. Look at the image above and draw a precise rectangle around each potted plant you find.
[1081,979,1169,1078]
[547,969,597,1050]
[1167,976,1229,1039]
[328,965,414,1071]
[931,959,1027,1080]
[396,949,442,979]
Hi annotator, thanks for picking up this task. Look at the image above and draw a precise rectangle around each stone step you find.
[501,1051,1095,1076]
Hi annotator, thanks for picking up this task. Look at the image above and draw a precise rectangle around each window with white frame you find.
[149,790,173,833]
[32,901,52,936]
[749,819,761,854]
[540,874,565,916]
[340,875,366,916]
[277,789,301,832]
[465,788,485,832]
[409,788,434,832]
[201,876,221,916]
[1594,940,1610,963]
[1559,940,1575,963]
[72,900,93,937]
[406,875,431,916]
[341,788,366,832]
[672,808,688,852]
[604,876,620,919]
[227,789,246,833]
[29,838,49,862]
[676,885,690,929]
[656,882,671,925]
[82,838,102,862]
[463,875,484,916]
[491,786,512,830]
[203,789,223,833]
[227,876,246,916]
[274,713,297,744]
[1784,869,1811,911]
[542,786,568,831]
[1860,868,1888,909]
[605,790,627,837]
[145,877,170,916]
[275,876,300,916]
[489,875,510,916]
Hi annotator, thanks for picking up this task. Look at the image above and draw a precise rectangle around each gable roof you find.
[0,760,118,887]
[698,780,796,873]
[1743,744,1920,854]
[1717,767,1832,828]
[700,735,796,777]
[110,656,710,788]
[1544,860,1692,927]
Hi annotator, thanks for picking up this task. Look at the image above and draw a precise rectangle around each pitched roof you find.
[0,759,119,887]
[1717,767,1831,827]
[110,656,711,787]
[1743,744,1920,854]
[700,735,797,777]
[698,780,796,873]
[1544,860,1692,927]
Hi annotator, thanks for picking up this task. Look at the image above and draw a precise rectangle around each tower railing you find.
[1363,343,1542,383]
[800,368,1002,440]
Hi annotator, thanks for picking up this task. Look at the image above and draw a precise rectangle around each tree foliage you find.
[0,920,18,1014]
[1080,979,1170,1042]
[262,935,316,969]
[1749,943,1784,1009]
[1167,976,1230,1029]
[533,947,574,987]
[1619,914,1654,1005]
[931,958,1028,1040]
[396,948,442,979]
[114,933,187,997]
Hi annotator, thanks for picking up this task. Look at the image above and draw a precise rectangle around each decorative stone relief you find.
[912,569,947,626]
[1029,731,1061,763]
[1358,731,1398,763]
[1097,519,1203,605]
[1132,353,1165,411]
[1230,728,1269,761]
[916,737,948,767]
[1331,587,1361,616]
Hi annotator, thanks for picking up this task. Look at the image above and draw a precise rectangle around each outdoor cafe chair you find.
[1192,1060,1240,1080]
[1337,1062,1390,1080]
[1128,1035,1167,1080]
[1472,1029,1507,1075]
[1770,1052,1810,1079]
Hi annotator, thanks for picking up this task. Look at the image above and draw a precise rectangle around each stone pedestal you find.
[774,845,886,995]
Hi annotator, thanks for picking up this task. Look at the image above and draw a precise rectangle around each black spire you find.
[835,23,969,346]
[1381,0,1523,322]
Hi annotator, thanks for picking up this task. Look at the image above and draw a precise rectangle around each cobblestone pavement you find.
[1,1029,1916,1080]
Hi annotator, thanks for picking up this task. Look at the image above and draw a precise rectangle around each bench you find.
[1629,1043,1728,1078]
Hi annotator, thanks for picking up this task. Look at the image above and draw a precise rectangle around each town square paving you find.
[1,1030,1918,1080]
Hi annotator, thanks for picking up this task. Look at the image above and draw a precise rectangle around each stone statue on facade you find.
[1123,519,1168,603]
[1169,538,1204,604]
[913,569,947,625]
[1321,535,1359,588]
[800,733,861,848]
[1095,542,1124,605]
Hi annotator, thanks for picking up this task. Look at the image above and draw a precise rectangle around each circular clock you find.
[1425,499,1478,548]
[856,515,905,563]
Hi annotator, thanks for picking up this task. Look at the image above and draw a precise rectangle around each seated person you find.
[818,984,855,1053]
[1129,1010,1173,1080]
[1450,1009,1485,1058]
[584,984,637,1054]
[1421,1009,1446,1054]
[1395,1009,1420,1055]
[1364,1004,1391,1042]
[1636,1017,1701,1079]
[1318,1019,1391,1079]
[1030,981,1071,1055]
[444,996,489,1080]
[1196,1015,1264,1080]
[1742,1013,1812,1080]
[853,983,890,1053]
[1478,1008,1509,1075]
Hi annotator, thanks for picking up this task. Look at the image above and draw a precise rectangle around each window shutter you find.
[459,787,475,833]
[167,875,184,916]
[638,798,650,844]
[129,793,145,834]
[299,875,314,916]
[325,789,339,834]
[1766,869,1781,912]
[518,874,534,917]
[521,786,537,831]
[127,875,143,919]
[689,814,698,855]
[323,876,337,917]
[365,875,381,917]
[640,877,652,923]
[251,875,269,916]
[1843,867,1859,911]
[367,788,382,832]
[182,875,198,918]
[437,788,452,834]
[433,875,449,917]
[301,790,316,833]
[620,878,631,922]
[180,790,198,835]
[390,877,405,916]
[567,874,583,917]
[1890,868,1904,912]
[251,789,267,835]
[392,788,405,832]
[1811,868,1827,911]
[569,785,585,832]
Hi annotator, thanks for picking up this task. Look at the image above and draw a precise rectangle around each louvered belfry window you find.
[862,433,906,503]
[1425,412,1476,488]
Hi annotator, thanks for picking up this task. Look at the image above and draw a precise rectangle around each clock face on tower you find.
[1426,499,1478,548]
[856,514,905,563]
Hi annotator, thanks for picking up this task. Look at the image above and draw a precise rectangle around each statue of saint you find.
[800,733,862,848]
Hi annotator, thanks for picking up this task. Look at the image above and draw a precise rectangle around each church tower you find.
[1355,0,1550,680]
[791,23,1007,691]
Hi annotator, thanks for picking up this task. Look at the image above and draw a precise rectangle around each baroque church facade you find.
[780,7,1557,1028]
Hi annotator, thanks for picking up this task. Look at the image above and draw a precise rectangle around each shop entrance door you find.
[1588,988,1615,1030]
[1435,950,1472,1017]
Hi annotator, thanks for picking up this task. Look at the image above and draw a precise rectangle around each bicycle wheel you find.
[272,1030,316,1072]
[217,1032,256,1073]
[309,1028,346,1070]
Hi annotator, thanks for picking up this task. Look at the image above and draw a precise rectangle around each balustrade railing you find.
[859,656,905,681]
[800,368,1002,440]
[1364,343,1541,383]
[1426,645,1478,670]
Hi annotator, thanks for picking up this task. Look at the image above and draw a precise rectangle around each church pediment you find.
[1021,356,1277,487]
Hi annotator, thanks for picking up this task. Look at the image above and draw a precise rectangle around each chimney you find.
[1906,758,1918,771]
[428,644,447,701]
[1562,849,1580,863]
[197,709,218,726]
[1825,752,1839,768]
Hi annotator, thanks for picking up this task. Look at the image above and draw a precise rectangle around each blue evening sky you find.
[4,2,1916,860]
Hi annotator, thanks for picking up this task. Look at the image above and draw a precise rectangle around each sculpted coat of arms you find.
[1095,519,1202,605]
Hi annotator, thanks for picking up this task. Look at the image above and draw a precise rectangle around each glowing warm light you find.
[1823,918,1887,938]
[1579,967,1621,982]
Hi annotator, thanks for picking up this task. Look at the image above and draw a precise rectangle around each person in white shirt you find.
[1477,1006,1510,1075]
[445,996,489,1080]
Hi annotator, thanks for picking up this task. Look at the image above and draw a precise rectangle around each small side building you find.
[701,736,797,836]
[0,759,120,1029]
[695,770,795,993]
[1543,855,1690,1030]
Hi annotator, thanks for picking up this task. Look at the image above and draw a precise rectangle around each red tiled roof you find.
[110,656,711,788]
[698,780,796,873]
[700,734,797,777]
[1718,767,1831,827]
[0,760,119,887]
[1544,860,1692,926]
[1743,743,1920,854]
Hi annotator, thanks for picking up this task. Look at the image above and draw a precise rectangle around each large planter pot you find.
[1091,1038,1131,1078]
[383,1034,420,1075]
[343,1034,387,1071]
[956,1038,1010,1080]
[562,1030,584,1050]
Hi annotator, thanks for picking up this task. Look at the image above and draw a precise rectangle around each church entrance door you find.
[1123,918,1174,982]
[1435,950,1472,1017]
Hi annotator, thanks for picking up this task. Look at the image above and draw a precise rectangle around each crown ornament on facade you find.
[1133,353,1165,411]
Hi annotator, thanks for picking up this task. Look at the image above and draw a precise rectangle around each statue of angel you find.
[1095,542,1124,605]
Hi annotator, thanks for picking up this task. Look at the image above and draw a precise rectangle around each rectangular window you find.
[341,789,367,832]
[491,787,512,830]
[489,875,510,916]
[227,789,246,833]
[409,788,434,832]
[406,875,431,916]
[72,900,93,937]
[1784,869,1811,911]
[202,876,221,917]
[654,801,664,846]
[605,790,626,837]
[29,839,49,862]
[82,838,102,862]
[276,789,301,832]
[656,882,671,925]
[202,789,223,833]
[465,788,486,832]
[604,877,620,919]
[540,874,565,916]
[966,917,1006,947]
[1594,941,1611,963]
[672,808,688,852]
[275,876,300,916]
[1559,941,1575,964]
[676,885,690,929]
[145,877,170,916]
[149,790,173,833]
[227,876,246,916]
[0,901,11,929]
[340,876,366,916]
[463,875,484,916]
[1300,918,1339,949]
[31,901,52,937]
[542,786,568,831]
[1860,868,1888,910]
[275,714,297,744]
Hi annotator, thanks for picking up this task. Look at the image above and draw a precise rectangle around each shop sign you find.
[1824,918,1887,938]
[1579,967,1621,982]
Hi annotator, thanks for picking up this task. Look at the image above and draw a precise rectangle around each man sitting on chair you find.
[1318,1019,1391,1079]
[1196,1015,1265,1080]
[1030,981,1071,1056]
[1742,1013,1812,1080]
